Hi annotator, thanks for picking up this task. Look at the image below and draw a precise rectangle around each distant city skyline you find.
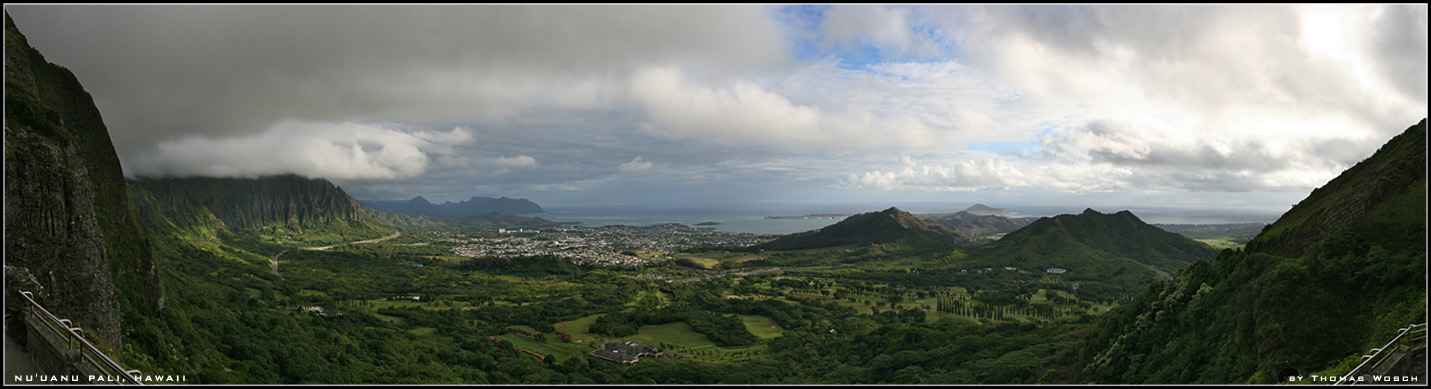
[7,4,1426,216]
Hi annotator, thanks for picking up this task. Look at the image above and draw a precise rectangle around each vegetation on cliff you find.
[1060,119,1426,384]
[4,12,163,349]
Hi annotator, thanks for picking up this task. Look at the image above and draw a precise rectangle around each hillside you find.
[362,195,545,219]
[953,208,1217,302]
[127,174,394,245]
[921,211,1034,243]
[4,12,163,349]
[757,207,964,251]
[1061,119,1427,384]
[998,209,1217,273]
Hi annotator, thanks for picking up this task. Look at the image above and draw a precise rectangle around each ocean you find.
[538,204,1284,236]
[541,206,844,235]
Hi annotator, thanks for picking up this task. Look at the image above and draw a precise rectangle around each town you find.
[447,223,776,266]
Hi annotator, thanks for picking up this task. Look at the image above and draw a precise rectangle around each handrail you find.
[1335,322,1428,385]
[19,290,145,385]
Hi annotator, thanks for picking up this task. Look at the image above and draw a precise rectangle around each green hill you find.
[999,208,1216,273]
[956,208,1216,302]
[757,207,963,251]
[1061,119,1427,384]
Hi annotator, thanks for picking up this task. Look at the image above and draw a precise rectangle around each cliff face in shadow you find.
[4,12,164,349]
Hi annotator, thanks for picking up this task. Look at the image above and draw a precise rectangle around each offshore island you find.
[764,213,850,220]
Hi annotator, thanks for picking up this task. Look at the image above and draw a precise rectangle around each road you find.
[300,231,402,251]
[1147,264,1172,279]
[271,250,288,278]
[272,231,401,277]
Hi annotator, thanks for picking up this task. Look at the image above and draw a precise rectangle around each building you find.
[591,341,662,365]
[1046,268,1067,274]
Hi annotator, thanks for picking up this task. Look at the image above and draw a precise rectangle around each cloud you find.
[618,156,655,173]
[7,4,1424,211]
[627,65,965,152]
[124,121,474,180]
[6,4,790,160]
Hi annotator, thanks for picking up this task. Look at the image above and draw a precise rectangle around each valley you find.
[4,8,1424,386]
[94,192,1227,384]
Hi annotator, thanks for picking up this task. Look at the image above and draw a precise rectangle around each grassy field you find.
[738,315,784,339]
[557,313,605,334]
[672,251,770,269]
[620,322,715,349]
[494,334,578,361]
[1196,238,1244,250]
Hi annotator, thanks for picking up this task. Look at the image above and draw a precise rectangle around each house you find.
[1046,268,1067,274]
[591,341,662,365]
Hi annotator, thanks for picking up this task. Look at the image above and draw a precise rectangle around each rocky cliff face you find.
[127,174,375,232]
[4,12,163,349]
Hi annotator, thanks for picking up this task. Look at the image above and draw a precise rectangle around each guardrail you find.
[1335,322,1428,385]
[19,290,144,385]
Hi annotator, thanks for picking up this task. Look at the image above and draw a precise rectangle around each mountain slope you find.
[4,12,163,349]
[758,207,963,251]
[954,208,1216,302]
[127,174,394,245]
[999,208,1217,273]
[1062,119,1427,384]
[922,211,1034,243]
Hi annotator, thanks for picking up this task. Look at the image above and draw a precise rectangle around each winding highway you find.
[272,231,402,278]
[300,231,402,251]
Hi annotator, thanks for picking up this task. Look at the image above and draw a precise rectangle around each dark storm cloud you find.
[6,4,789,159]
[5,4,1425,211]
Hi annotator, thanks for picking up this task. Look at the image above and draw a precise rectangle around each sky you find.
[6,4,1428,220]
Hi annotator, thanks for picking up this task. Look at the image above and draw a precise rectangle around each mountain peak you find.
[408,196,432,205]
[1001,207,1216,272]
[964,204,1013,216]
[757,207,959,251]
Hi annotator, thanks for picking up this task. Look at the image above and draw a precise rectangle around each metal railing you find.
[19,290,144,385]
[1335,322,1428,385]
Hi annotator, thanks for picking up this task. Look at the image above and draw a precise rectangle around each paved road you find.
[301,231,402,251]
[1147,264,1173,279]
[271,250,288,278]
[5,321,43,384]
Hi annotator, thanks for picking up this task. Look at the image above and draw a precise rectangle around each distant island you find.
[361,195,545,219]
[693,221,723,226]
[765,213,849,220]
[962,203,1014,216]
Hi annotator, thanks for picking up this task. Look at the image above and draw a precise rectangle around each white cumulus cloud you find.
[125,120,474,180]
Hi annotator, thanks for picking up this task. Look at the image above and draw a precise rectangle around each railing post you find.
[18,289,145,385]
[1336,323,1428,385]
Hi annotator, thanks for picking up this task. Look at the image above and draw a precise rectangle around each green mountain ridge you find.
[1062,119,1427,384]
[757,207,964,251]
[998,208,1217,273]
[127,174,395,244]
